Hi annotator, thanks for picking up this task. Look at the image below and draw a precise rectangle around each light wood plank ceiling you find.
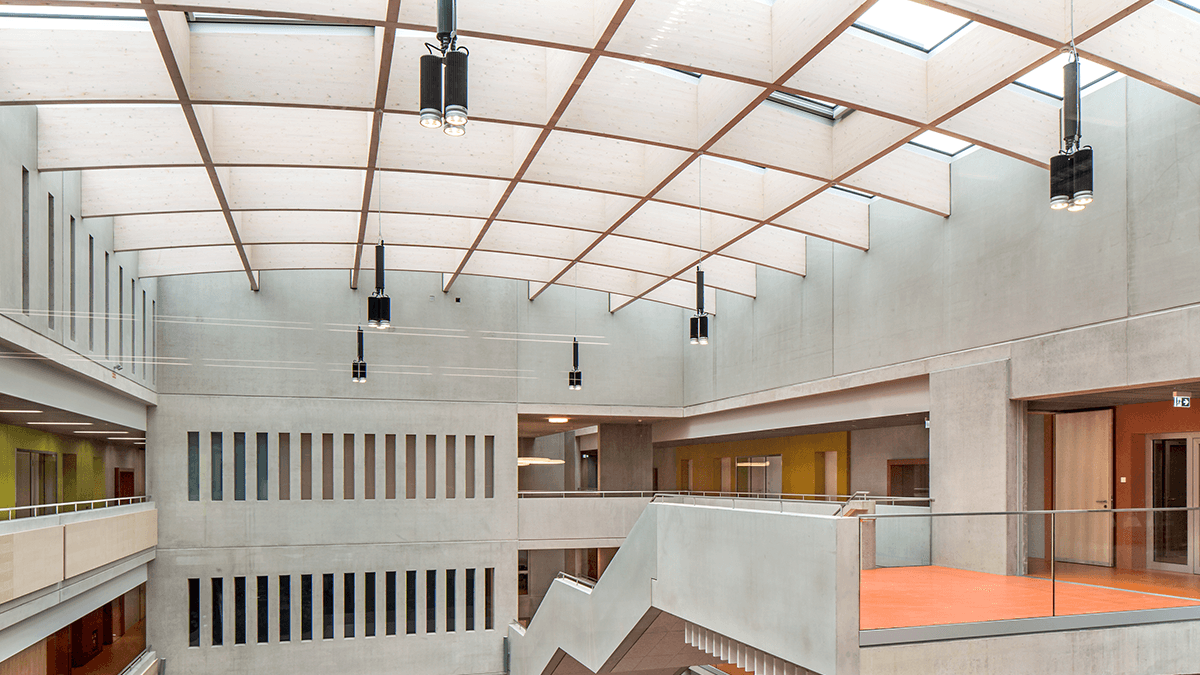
[2,0,1188,310]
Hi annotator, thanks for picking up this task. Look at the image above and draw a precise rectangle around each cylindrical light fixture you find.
[352,327,367,383]
[1049,52,1094,212]
[1069,146,1093,210]
[1050,153,1071,210]
[368,242,391,329]
[568,337,582,390]
[691,266,708,345]
[443,49,468,134]
[419,54,444,129]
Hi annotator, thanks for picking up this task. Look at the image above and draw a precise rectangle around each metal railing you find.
[520,490,931,505]
[555,571,598,588]
[0,495,149,520]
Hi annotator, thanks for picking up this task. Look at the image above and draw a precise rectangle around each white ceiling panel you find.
[136,245,244,277]
[463,251,563,284]
[378,115,540,178]
[642,277,717,312]
[842,146,950,215]
[82,167,221,217]
[385,173,510,218]
[38,104,201,170]
[772,188,870,249]
[499,183,640,232]
[237,210,361,244]
[525,131,691,196]
[709,102,833,179]
[114,211,231,251]
[224,167,365,211]
[210,106,370,167]
[556,57,700,148]
[189,30,375,108]
[721,225,807,275]
[0,25,177,102]
[478,221,596,260]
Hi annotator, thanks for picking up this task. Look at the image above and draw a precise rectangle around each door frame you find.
[1143,432,1200,574]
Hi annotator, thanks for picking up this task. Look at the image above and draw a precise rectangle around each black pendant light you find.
[568,338,582,390]
[351,327,367,383]
[368,242,390,328]
[690,158,709,346]
[419,0,469,137]
[1049,4,1093,212]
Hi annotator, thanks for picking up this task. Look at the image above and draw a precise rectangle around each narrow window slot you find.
[234,576,246,645]
[465,568,475,631]
[323,573,334,639]
[300,433,312,500]
[485,568,494,629]
[188,578,200,647]
[279,433,291,500]
[187,432,199,501]
[344,572,355,638]
[343,433,355,500]
[365,571,376,637]
[386,571,397,636]
[364,434,376,500]
[257,576,269,643]
[426,435,437,499]
[385,434,397,499]
[257,432,268,500]
[446,569,456,632]
[234,432,246,501]
[405,435,417,499]
[322,433,334,500]
[485,436,495,498]
[279,575,292,642]
[21,168,29,314]
[47,194,54,328]
[211,432,223,501]
[212,578,224,646]
[426,570,437,634]
[301,574,313,640]
[464,436,475,499]
[405,570,416,635]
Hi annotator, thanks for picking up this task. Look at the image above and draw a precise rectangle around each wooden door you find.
[1054,409,1114,566]
[117,470,136,498]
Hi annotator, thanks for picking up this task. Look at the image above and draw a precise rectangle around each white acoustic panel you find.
[114,211,231,251]
[210,106,371,167]
[224,167,366,211]
[38,104,201,170]
[82,167,221,217]
[136,245,244,277]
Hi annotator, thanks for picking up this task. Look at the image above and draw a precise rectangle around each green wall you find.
[0,422,105,510]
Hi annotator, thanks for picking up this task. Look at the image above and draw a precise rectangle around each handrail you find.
[0,495,149,519]
[554,571,597,588]
[835,491,871,517]
[861,505,1200,518]
[520,490,931,504]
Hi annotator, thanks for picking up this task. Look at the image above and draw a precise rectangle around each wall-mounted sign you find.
[1174,391,1191,408]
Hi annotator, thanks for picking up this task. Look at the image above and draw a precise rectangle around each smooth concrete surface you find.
[62,506,156,578]
[860,618,1200,675]
[509,500,860,675]
[929,361,1022,575]
[848,424,928,496]
[598,424,653,491]
[518,497,651,549]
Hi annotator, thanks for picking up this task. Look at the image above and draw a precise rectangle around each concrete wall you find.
[849,424,928,496]
[596,424,653,491]
[0,106,158,393]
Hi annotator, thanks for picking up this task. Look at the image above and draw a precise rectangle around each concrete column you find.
[929,360,1024,575]
[596,424,653,491]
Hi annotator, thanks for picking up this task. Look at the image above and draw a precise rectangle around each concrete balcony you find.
[518,492,654,549]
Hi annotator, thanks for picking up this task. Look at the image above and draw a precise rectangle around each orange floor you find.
[860,566,1200,630]
[74,620,146,675]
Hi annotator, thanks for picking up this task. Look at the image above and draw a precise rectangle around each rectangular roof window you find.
[854,0,971,52]
[1170,0,1200,13]
[1015,54,1117,99]
[767,92,853,121]
[0,6,146,20]
[909,130,973,156]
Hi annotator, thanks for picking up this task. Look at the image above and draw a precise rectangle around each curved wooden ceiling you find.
[2,0,1192,310]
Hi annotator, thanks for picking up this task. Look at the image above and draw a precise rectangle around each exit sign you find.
[1175,394,1191,408]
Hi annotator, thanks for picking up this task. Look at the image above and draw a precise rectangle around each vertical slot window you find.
[365,571,376,637]
[69,216,76,340]
[405,435,417,499]
[141,290,146,374]
[344,572,355,638]
[88,235,94,349]
[322,433,334,500]
[446,569,456,632]
[426,570,436,634]
[446,436,456,499]
[426,435,437,499]
[465,568,475,631]
[118,267,123,365]
[257,576,269,644]
[385,571,397,636]
[211,432,223,501]
[322,573,334,639]
[188,578,200,647]
[485,568,494,629]
[279,433,291,500]
[385,434,396,499]
[187,431,200,501]
[47,194,55,328]
[104,253,109,357]
[234,432,246,501]
[485,436,495,498]
[212,578,224,646]
[21,167,29,314]
[465,436,476,499]
[300,433,312,500]
[234,576,246,645]
[364,434,375,500]
[405,570,416,635]
[301,574,313,640]
[257,432,268,500]
[279,575,291,642]
[343,434,355,500]
[151,300,156,383]
[130,279,135,373]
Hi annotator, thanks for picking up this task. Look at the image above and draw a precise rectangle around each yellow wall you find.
[674,432,850,495]
[0,422,105,511]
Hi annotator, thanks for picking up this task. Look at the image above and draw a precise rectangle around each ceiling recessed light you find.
[76,430,122,434]
[548,417,569,424]
[29,421,92,426]
[113,437,146,441]
[0,409,43,414]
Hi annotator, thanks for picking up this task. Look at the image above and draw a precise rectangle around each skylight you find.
[854,0,971,52]
[767,92,853,122]
[909,130,973,157]
[1015,54,1117,99]
[1170,0,1200,14]
[0,6,146,20]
